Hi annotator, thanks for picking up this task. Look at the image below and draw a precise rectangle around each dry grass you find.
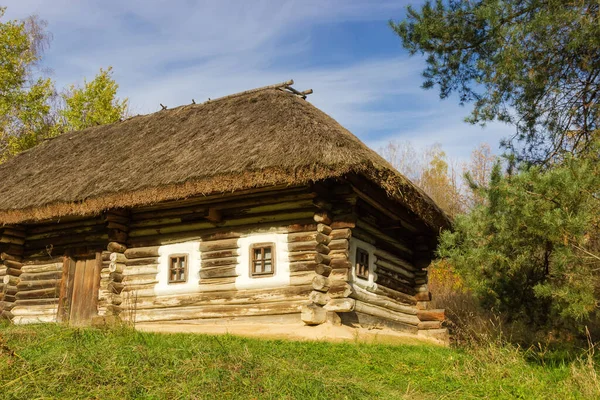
[0,87,449,230]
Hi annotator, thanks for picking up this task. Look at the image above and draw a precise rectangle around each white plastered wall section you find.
[155,241,202,296]
[235,233,290,290]
[154,233,291,295]
[349,237,377,290]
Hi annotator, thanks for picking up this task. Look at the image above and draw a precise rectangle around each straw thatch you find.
[0,86,450,230]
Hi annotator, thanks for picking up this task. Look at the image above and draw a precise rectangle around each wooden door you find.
[58,253,101,325]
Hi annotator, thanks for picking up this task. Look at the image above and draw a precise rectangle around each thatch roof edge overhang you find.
[0,162,451,231]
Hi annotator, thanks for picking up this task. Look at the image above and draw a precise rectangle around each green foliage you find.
[438,149,600,330]
[59,66,129,132]
[0,7,128,161]
[0,324,597,399]
[391,1,600,163]
[0,7,54,161]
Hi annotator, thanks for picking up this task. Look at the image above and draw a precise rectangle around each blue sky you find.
[5,0,510,164]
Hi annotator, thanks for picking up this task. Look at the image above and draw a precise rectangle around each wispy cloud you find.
[5,0,512,161]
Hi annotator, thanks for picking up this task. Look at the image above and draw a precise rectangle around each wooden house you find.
[0,81,450,339]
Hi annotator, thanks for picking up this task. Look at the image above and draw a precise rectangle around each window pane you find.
[253,260,261,274]
[254,248,262,260]
[264,248,272,259]
[264,260,272,273]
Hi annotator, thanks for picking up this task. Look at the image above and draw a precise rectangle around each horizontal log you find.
[345,311,417,334]
[27,218,103,236]
[4,244,24,256]
[354,300,420,326]
[355,220,413,256]
[328,239,348,251]
[199,239,239,252]
[287,241,317,253]
[122,265,158,276]
[16,279,59,291]
[0,236,25,245]
[11,304,58,316]
[4,286,17,296]
[6,268,22,277]
[200,266,238,279]
[134,285,313,310]
[2,228,26,238]
[21,262,62,273]
[289,261,317,273]
[324,298,355,312]
[124,246,160,259]
[132,300,305,323]
[418,321,443,330]
[201,257,238,269]
[15,298,60,306]
[1,252,22,262]
[416,309,445,322]
[350,284,417,315]
[19,271,63,281]
[125,257,159,267]
[374,265,414,285]
[15,287,60,300]
[373,248,418,272]
[375,275,417,296]
[3,259,23,269]
[200,248,239,260]
[330,259,350,269]
[121,276,157,285]
[288,251,317,263]
[367,284,417,306]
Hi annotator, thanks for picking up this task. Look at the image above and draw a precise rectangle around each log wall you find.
[1,181,444,336]
[11,259,63,324]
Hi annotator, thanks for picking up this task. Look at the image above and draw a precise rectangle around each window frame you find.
[355,247,370,280]
[168,253,189,284]
[249,242,276,278]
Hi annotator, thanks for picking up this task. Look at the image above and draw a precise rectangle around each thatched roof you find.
[0,83,450,230]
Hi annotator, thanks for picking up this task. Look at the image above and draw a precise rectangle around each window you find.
[250,243,275,277]
[168,254,188,283]
[355,247,369,279]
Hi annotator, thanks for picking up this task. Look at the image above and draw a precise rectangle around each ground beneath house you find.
[135,320,448,346]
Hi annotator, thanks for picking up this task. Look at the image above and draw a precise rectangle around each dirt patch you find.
[135,321,447,346]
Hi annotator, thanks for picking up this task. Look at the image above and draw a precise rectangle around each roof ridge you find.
[202,79,313,105]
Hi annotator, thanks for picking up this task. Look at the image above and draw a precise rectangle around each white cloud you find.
[4,0,512,161]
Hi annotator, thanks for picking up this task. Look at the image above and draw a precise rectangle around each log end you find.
[301,303,327,325]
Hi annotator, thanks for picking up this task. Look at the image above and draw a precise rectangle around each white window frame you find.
[349,238,376,286]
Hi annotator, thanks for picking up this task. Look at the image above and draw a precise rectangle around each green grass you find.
[0,323,598,399]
